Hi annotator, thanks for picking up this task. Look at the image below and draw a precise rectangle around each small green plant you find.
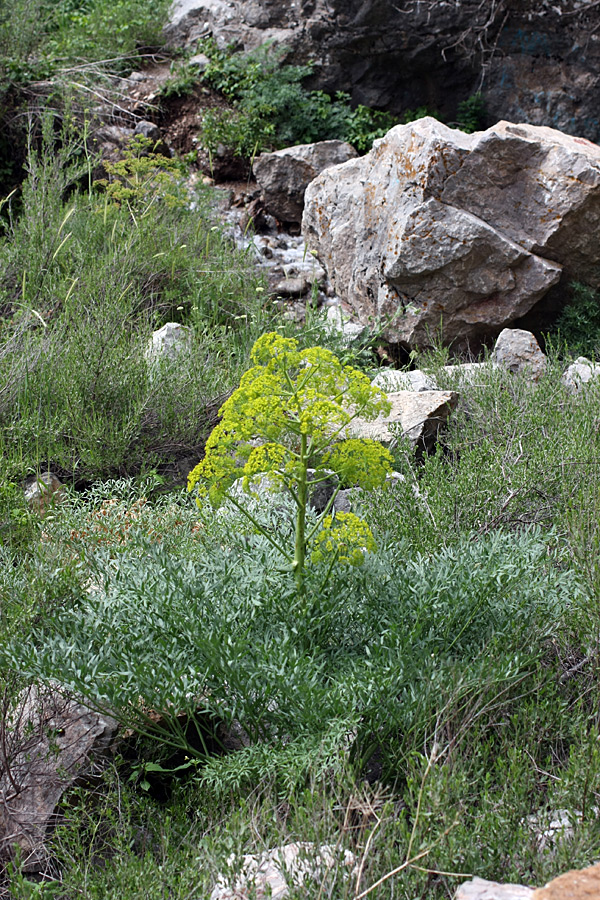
[96,134,183,210]
[455,91,486,133]
[158,61,199,100]
[551,281,600,356]
[188,332,393,589]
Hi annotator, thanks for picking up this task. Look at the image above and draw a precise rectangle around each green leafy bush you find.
[4,519,576,786]
[199,41,397,156]
[455,91,487,133]
[551,281,600,356]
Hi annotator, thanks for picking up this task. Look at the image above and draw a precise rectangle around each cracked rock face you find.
[165,2,600,145]
[303,117,600,349]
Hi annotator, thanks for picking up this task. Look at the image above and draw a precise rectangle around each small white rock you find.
[188,52,210,71]
[326,305,365,343]
[23,473,64,512]
[561,356,600,392]
[146,322,193,363]
[373,368,436,392]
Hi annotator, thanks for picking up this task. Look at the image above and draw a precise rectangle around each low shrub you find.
[0,117,271,481]
[199,41,398,156]
[551,281,600,357]
[4,521,577,788]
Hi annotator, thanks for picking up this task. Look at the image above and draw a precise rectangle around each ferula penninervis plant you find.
[188,332,394,589]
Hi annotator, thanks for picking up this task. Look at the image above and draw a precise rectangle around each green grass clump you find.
[0,117,272,482]
[0,0,170,87]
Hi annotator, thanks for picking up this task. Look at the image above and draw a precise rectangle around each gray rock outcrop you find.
[165,1,600,146]
[303,118,600,349]
[253,141,357,224]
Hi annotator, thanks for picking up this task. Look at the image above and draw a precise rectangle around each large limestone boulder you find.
[303,118,600,349]
[253,141,358,224]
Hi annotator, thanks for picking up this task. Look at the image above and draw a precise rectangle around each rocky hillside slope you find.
[166,0,600,142]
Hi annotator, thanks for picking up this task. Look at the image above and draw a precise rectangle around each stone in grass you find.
[373,362,493,393]
[333,472,407,513]
[492,328,547,380]
[0,685,118,872]
[23,473,64,513]
[455,878,534,899]
[229,470,339,514]
[373,368,436,393]
[326,305,366,344]
[146,322,193,363]
[562,357,600,392]
[188,52,210,71]
[210,842,356,900]
[348,390,459,452]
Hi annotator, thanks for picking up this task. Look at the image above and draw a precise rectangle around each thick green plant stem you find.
[294,433,308,593]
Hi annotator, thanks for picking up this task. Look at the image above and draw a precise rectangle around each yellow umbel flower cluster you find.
[188,332,393,584]
[311,512,377,566]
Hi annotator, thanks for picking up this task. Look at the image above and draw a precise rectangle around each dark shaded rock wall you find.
[166,0,600,142]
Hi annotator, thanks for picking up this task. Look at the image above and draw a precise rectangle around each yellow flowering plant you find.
[188,332,394,589]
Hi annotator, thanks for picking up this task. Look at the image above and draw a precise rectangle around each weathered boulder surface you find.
[348,389,459,451]
[492,328,547,380]
[253,140,357,224]
[165,1,600,145]
[532,862,600,899]
[0,686,118,871]
[303,118,600,348]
